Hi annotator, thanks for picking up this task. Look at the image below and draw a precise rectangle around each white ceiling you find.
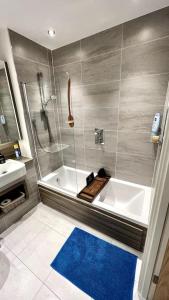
[0,0,169,50]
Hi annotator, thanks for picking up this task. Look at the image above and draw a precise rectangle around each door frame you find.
[138,84,169,299]
[148,205,169,299]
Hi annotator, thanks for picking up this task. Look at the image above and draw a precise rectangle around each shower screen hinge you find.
[152,274,159,285]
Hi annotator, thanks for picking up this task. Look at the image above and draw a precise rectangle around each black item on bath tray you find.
[77,168,110,203]
[97,168,109,178]
[86,172,94,186]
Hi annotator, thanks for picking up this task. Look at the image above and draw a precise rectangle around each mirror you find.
[0,60,21,144]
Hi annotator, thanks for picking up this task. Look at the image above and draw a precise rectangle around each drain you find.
[0,171,7,175]
[56,177,60,184]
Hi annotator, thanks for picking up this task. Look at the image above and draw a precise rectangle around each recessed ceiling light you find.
[48,28,56,38]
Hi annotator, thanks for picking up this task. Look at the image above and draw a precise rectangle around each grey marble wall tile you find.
[120,74,169,107]
[25,161,39,196]
[82,51,121,84]
[35,132,52,149]
[118,131,157,159]
[60,127,84,148]
[52,41,81,66]
[57,81,120,110]
[0,218,6,234]
[116,153,155,186]
[122,37,169,79]
[60,127,75,146]
[0,125,9,143]
[30,110,57,137]
[26,85,54,111]
[84,107,118,130]
[61,128,85,169]
[82,81,120,108]
[54,62,81,89]
[62,135,83,168]
[62,146,76,168]
[85,148,116,176]
[9,29,49,65]
[119,104,163,132]
[37,150,62,177]
[123,7,169,47]
[84,129,117,153]
[4,113,19,140]
[81,25,122,58]
[0,95,14,111]
[63,145,85,169]
[14,56,51,87]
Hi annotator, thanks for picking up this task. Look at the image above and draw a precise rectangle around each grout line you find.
[42,282,62,300]
[32,282,45,300]
[115,23,123,178]
[42,269,62,300]
[51,50,64,165]
[54,72,169,92]
[55,79,121,91]
[116,151,155,160]
[4,238,62,299]
[53,48,121,68]
[3,219,65,300]
[53,33,169,68]
[48,49,61,149]
[122,32,169,51]
[14,54,51,67]
[121,71,169,82]
[80,39,83,83]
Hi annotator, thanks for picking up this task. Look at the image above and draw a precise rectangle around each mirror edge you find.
[4,61,22,140]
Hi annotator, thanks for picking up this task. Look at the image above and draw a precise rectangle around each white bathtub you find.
[39,165,152,227]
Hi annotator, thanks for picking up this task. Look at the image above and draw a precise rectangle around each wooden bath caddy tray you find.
[77,175,110,203]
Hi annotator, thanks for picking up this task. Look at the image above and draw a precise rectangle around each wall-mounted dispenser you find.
[151,113,161,144]
[0,114,6,125]
[95,128,104,144]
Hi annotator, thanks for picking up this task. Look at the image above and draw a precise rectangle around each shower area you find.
[22,70,86,196]
[8,5,169,251]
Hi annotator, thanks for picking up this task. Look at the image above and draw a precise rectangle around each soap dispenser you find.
[151,113,161,144]
[13,143,21,159]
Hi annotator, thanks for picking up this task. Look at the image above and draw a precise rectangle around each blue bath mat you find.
[51,228,137,300]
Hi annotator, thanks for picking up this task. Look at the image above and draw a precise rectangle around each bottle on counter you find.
[14,143,21,159]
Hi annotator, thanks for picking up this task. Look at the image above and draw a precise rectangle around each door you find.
[147,205,169,299]
[153,240,169,300]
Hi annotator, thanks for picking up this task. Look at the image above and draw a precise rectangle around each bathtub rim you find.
[38,167,151,228]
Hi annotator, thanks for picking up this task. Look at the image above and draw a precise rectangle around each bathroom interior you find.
[0,1,169,299]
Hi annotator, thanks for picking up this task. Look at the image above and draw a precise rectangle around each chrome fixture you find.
[95,128,104,144]
[48,28,56,38]
[37,72,56,109]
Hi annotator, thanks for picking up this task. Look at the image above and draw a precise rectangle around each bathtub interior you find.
[39,165,152,227]
[95,181,145,214]
[93,179,151,226]
[40,166,88,195]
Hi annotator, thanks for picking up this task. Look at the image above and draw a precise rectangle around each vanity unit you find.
[0,156,39,234]
[0,59,40,234]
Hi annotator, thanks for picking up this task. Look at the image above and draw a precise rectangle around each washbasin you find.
[0,159,26,189]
